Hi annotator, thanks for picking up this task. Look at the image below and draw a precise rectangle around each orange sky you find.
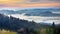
[0,0,60,7]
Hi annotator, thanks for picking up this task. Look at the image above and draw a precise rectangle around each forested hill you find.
[0,14,39,32]
[0,14,60,34]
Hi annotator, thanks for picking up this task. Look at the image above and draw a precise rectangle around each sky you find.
[0,0,60,8]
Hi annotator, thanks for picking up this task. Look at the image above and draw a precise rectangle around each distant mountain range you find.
[0,8,60,17]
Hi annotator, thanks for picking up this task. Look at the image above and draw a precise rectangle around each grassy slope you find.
[0,29,16,34]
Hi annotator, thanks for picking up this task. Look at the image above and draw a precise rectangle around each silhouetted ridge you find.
[0,14,39,32]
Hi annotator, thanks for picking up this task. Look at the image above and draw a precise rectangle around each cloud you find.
[0,4,6,6]
[27,0,60,3]
[29,0,40,2]
[8,14,60,24]
[51,0,60,1]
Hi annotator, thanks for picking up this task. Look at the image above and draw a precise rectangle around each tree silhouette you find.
[52,22,56,34]
[52,22,55,28]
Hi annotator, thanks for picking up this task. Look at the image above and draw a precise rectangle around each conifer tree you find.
[52,22,55,34]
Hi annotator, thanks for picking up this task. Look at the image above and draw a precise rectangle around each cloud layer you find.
[9,14,60,24]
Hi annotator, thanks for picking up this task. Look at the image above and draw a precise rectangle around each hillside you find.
[0,14,60,34]
[0,14,40,31]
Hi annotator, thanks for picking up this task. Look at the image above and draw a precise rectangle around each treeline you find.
[0,14,40,34]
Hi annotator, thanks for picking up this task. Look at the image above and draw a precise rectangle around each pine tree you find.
[52,22,56,34]
[52,22,55,28]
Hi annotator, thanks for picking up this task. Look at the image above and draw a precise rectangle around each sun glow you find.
[0,0,60,7]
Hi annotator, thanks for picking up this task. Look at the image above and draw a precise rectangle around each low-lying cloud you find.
[7,14,60,24]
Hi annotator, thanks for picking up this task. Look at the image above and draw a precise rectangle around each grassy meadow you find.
[0,29,16,34]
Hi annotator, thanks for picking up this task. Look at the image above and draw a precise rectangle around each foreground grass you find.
[0,29,17,34]
[0,28,53,34]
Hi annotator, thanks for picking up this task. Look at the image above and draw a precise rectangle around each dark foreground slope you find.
[0,14,40,32]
